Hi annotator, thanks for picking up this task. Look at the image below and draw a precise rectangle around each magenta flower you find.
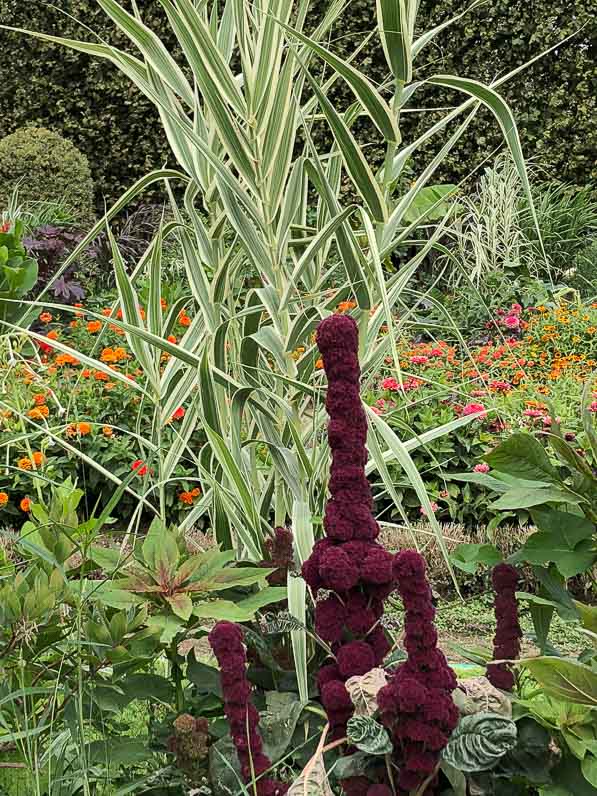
[410,355,429,365]
[381,377,399,391]
[473,463,490,473]
[462,402,487,417]
[502,315,520,329]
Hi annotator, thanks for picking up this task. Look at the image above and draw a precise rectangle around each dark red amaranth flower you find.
[259,526,295,585]
[377,550,458,795]
[486,563,522,691]
[301,315,397,740]
[208,622,288,796]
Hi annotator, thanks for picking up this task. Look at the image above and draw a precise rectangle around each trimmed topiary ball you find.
[0,127,94,226]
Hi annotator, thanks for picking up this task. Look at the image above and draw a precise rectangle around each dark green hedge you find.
[0,0,594,206]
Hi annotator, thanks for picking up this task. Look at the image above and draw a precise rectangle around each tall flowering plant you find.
[378,551,459,794]
[486,563,522,691]
[302,314,396,735]
[209,621,288,796]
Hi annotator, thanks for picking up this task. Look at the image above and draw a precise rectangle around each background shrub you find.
[0,0,594,205]
[0,127,95,225]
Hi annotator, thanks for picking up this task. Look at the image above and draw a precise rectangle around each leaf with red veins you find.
[165,593,193,621]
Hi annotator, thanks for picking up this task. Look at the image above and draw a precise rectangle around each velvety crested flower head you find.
[209,622,288,796]
[367,787,393,796]
[492,561,520,591]
[361,546,394,584]
[487,563,522,692]
[318,545,360,591]
[314,593,347,643]
[379,550,458,794]
[337,640,375,678]
[261,525,294,585]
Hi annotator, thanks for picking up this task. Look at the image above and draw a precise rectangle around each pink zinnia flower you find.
[410,355,429,365]
[381,377,399,391]
[473,463,490,473]
[510,303,522,315]
[590,402,597,413]
[523,409,543,418]
[502,315,520,329]
[462,402,487,417]
[419,502,439,517]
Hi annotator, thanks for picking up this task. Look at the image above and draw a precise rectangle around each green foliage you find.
[0,1,595,205]
[0,217,38,325]
[346,715,393,755]
[0,127,94,226]
[442,712,518,773]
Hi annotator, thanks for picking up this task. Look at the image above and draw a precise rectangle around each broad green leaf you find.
[519,657,597,707]
[442,712,517,772]
[346,716,393,755]
[484,433,560,483]
[490,486,581,511]
[451,543,502,575]
[165,593,193,621]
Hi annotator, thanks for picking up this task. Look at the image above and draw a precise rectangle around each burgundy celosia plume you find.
[301,315,395,741]
[486,563,522,691]
[208,621,288,796]
[377,551,459,795]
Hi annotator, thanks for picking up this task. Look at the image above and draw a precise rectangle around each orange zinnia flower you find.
[178,310,191,327]
[315,358,324,370]
[178,491,194,505]
[94,371,109,381]
[28,406,50,420]
[160,297,168,310]
[55,353,80,367]
[101,308,113,317]
[78,422,92,436]
[32,451,45,467]
[87,320,102,334]
[70,320,79,328]
[33,393,47,405]
[0,492,8,507]
[17,457,33,470]
[46,330,59,341]
[102,426,114,437]
[39,312,53,323]
[336,300,357,314]
[167,335,177,344]
[20,497,31,512]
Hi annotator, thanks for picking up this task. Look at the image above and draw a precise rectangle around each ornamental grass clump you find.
[377,550,459,795]
[208,621,288,796]
[486,563,522,691]
[301,315,395,736]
